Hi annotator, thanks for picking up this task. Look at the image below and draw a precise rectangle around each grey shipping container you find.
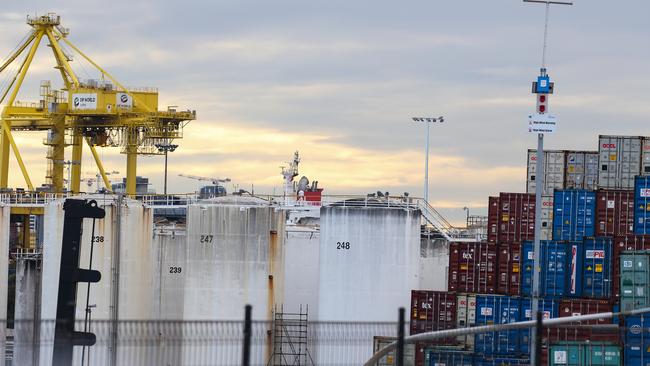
[373,336,415,366]
[643,138,650,175]
[541,195,554,240]
[456,294,476,349]
[598,135,643,189]
[565,151,599,191]
[620,252,650,312]
[527,149,566,196]
[527,150,598,195]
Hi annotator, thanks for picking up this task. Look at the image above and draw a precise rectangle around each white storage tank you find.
[318,204,420,322]
[37,196,155,366]
[0,204,9,366]
[283,224,320,317]
[182,197,285,321]
[418,235,449,291]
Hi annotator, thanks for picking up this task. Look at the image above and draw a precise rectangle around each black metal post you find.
[242,305,252,366]
[163,150,168,195]
[535,311,543,366]
[397,307,405,366]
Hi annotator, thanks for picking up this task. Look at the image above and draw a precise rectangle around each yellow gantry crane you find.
[0,13,196,195]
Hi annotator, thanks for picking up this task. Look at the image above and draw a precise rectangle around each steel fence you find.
[5,319,403,366]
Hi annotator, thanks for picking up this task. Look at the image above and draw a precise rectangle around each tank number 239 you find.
[169,266,182,274]
[336,242,351,250]
[200,235,214,243]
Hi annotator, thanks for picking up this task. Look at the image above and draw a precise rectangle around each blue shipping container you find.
[634,176,650,235]
[521,241,580,297]
[475,295,499,355]
[520,298,560,354]
[624,315,650,366]
[581,237,613,298]
[474,357,530,366]
[426,350,474,366]
[553,190,596,241]
[475,295,523,355]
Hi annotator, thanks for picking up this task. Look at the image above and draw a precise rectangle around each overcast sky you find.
[1,0,649,223]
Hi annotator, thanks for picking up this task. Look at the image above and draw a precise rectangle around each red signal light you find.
[539,105,546,113]
[539,95,546,103]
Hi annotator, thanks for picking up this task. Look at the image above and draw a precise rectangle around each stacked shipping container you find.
[409,135,650,365]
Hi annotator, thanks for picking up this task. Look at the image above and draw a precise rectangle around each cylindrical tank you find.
[419,235,449,291]
[0,204,9,366]
[37,196,154,366]
[183,198,285,321]
[283,225,320,317]
[318,205,420,322]
[13,259,39,366]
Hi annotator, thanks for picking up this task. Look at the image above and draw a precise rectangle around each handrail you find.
[364,306,650,366]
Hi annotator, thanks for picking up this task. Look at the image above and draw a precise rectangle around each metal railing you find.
[6,319,401,366]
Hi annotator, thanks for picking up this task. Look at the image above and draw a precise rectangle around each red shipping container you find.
[548,299,617,344]
[448,242,497,294]
[596,190,635,236]
[612,235,650,298]
[497,193,536,243]
[410,291,457,338]
[488,196,500,243]
[496,242,522,296]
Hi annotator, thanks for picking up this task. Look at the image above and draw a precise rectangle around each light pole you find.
[155,143,178,195]
[412,116,444,203]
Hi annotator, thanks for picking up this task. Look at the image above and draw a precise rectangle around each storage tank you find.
[0,204,9,366]
[318,204,420,322]
[419,235,449,291]
[37,196,155,366]
[183,197,285,321]
[283,224,320,316]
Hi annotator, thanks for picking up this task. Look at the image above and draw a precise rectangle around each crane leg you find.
[70,132,82,193]
[48,117,66,193]
[126,131,137,196]
[0,125,9,188]
[85,137,112,192]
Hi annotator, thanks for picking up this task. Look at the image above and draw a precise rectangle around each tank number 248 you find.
[336,242,351,250]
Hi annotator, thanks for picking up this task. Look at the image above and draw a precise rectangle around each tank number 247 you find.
[336,242,351,250]
[200,235,214,243]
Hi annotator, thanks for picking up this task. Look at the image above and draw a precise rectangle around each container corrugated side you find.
[520,298,559,355]
[527,149,566,196]
[448,242,496,294]
[598,135,642,189]
[549,342,621,366]
[596,189,635,236]
[498,193,536,244]
[634,176,650,234]
[580,237,612,299]
[566,151,599,191]
[473,356,530,365]
[496,242,521,296]
[541,195,554,240]
[620,251,650,312]
[455,294,476,349]
[474,295,501,355]
[423,348,474,366]
[488,196,500,244]
[495,296,520,354]
[553,190,596,241]
[409,290,457,345]
[554,299,616,343]
[521,241,580,297]
[612,235,650,299]
[624,315,650,366]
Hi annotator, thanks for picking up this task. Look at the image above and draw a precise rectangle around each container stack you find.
[410,135,650,366]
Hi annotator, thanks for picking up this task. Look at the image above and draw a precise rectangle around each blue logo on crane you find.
[536,75,551,93]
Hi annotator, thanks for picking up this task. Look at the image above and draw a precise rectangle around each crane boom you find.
[178,174,231,185]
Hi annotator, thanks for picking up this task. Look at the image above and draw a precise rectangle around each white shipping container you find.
[540,195,554,241]
[598,135,642,189]
[456,294,476,349]
[642,138,650,175]
[565,151,599,191]
[527,150,566,196]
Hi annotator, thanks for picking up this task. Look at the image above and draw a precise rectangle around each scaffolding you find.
[270,305,313,366]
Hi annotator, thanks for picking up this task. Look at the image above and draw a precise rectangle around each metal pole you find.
[531,131,544,365]
[242,304,252,366]
[397,307,405,366]
[424,122,430,202]
[535,311,543,366]
[163,150,168,195]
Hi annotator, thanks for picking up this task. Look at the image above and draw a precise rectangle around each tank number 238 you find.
[336,242,351,250]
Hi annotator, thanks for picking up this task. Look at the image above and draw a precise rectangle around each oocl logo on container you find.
[602,143,616,149]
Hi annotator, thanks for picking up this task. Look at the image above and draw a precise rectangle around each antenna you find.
[523,0,573,68]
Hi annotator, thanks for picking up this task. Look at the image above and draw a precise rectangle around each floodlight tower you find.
[523,1,573,365]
